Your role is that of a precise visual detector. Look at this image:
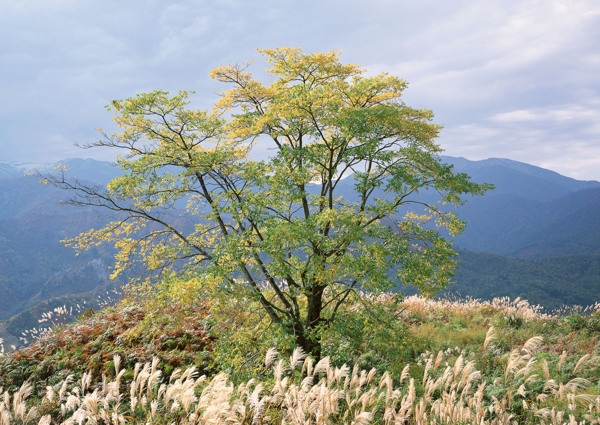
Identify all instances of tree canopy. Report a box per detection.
[46,47,490,356]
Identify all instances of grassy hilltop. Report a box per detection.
[1,293,599,424]
[2,48,600,423]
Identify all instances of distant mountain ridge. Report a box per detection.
[324,155,600,258]
[1,155,600,345]
[2,155,599,258]
[441,156,600,201]
[0,158,121,184]
[441,157,600,257]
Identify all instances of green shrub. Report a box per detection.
[565,313,587,331]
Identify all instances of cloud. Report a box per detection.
[491,103,600,125]
[362,0,600,179]
[438,98,600,179]
[0,0,599,179]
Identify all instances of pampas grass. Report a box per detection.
[1,330,599,424]
[2,294,600,424]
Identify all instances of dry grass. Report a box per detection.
[1,332,599,424]
[2,295,599,424]
[400,294,552,322]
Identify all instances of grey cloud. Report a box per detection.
[1,0,599,179]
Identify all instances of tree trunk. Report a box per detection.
[293,285,325,360]
[294,323,322,361]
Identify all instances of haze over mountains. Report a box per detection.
[441,156,600,257]
[1,156,599,343]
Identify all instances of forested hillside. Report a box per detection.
[0,161,126,345]
[441,156,600,256]
[1,155,600,344]
[449,250,600,310]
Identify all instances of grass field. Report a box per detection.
[1,294,599,424]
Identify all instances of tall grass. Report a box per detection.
[1,330,599,424]
[2,294,599,423]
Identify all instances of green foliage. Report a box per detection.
[566,313,588,331]
[44,47,489,357]
[563,311,600,334]
[1,294,600,424]
[319,292,409,374]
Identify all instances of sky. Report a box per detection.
[1,0,599,180]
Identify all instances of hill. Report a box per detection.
[0,294,599,423]
[332,156,600,258]
[451,187,600,257]
[0,158,121,186]
[440,156,600,202]
[0,162,128,345]
[447,250,600,310]
[438,156,600,257]
[2,156,600,345]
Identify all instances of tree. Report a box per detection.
[45,48,490,357]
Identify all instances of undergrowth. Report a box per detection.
[0,294,599,424]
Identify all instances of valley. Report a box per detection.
[0,156,599,344]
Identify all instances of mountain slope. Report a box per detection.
[331,156,600,258]
[445,250,600,310]
[509,188,600,258]
[1,155,600,345]
[436,157,600,257]
[441,156,600,201]
[0,163,125,343]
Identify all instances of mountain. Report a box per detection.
[0,160,127,344]
[440,156,600,202]
[0,158,121,184]
[1,155,600,345]
[435,157,600,257]
[0,163,21,179]
[445,250,600,310]
[331,156,600,258]
[448,189,600,257]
